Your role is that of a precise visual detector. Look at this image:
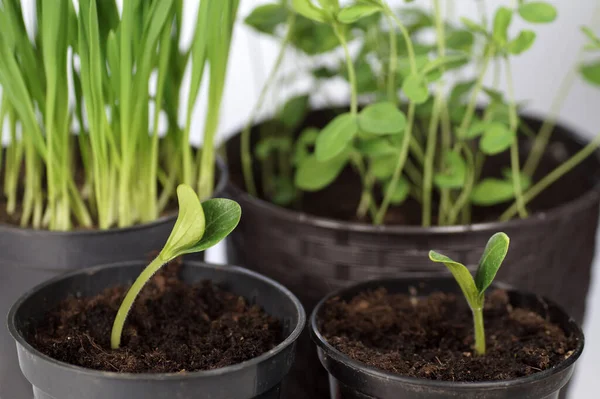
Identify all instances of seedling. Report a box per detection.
[241,0,600,227]
[110,184,241,349]
[429,232,510,355]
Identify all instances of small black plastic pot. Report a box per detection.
[0,159,227,399]
[310,277,584,399]
[8,260,305,399]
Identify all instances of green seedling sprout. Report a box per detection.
[110,184,241,349]
[429,232,510,355]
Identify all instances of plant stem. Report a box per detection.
[458,50,492,135]
[386,16,397,104]
[504,59,527,218]
[111,255,166,349]
[375,104,415,225]
[334,24,358,115]
[423,0,445,227]
[446,145,475,225]
[500,131,600,221]
[522,65,577,177]
[422,96,442,227]
[241,14,295,197]
[375,6,418,225]
[473,307,486,355]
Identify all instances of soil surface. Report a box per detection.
[319,288,577,381]
[31,263,282,373]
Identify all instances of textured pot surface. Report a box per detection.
[8,261,305,399]
[224,111,600,399]
[0,159,228,399]
[310,277,584,399]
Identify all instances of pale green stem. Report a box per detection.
[500,131,600,221]
[111,255,166,349]
[458,51,492,135]
[241,14,295,197]
[504,59,527,218]
[334,24,358,115]
[386,16,398,103]
[375,7,418,225]
[423,0,445,227]
[473,308,486,355]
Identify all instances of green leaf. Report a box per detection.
[161,185,206,260]
[474,232,510,295]
[272,178,297,206]
[291,0,328,23]
[255,138,273,161]
[244,3,288,34]
[337,4,381,24]
[471,178,527,206]
[580,60,600,86]
[422,54,469,75]
[280,94,310,128]
[493,7,513,45]
[359,102,407,135]
[460,119,487,139]
[428,251,480,308]
[581,26,600,50]
[479,122,515,155]
[449,80,476,104]
[518,2,557,23]
[290,16,342,54]
[183,198,242,253]
[295,150,349,191]
[460,17,487,35]
[446,30,474,52]
[385,177,410,205]
[402,73,430,104]
[355,138,398,157]
[434,151,466,189]
[315,113,359,161]
[370,154,396,180]
[509,30,536,54]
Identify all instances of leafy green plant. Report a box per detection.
[0,0,238,230]
[429,232,510,355]
[110,184,241,349]
[241,0,600,227]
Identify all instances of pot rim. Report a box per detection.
[309,276,585,390]
[0,157,229,236]
[7,260,306,381]
[226,110,600,235]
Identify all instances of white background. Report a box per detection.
[3,0,600,397]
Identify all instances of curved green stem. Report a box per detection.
[375,104,415,225]
[423,0,446,227]
[386,16,398,104]
[333,24,358,115]
[241,14,295,197]
[500,131,600,222]
[111,255,166,349]
[458,50,492,135]
[446,144,475,225]
[504,59,527,218]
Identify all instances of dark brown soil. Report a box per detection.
[319,288,577,382]
[30,263,282,373]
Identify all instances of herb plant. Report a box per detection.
[0,0,238,230]
[241,0,600,226]
[111,184,241,349]
[429,232,510,355]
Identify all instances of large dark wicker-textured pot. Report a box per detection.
[7,261,305,399]
[311,277,584,399]
[224,110,600,399]
[0,159,227,399]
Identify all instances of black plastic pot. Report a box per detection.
[311,277,584,399]
[7,261,305,399]
[0,159,228,399]
[224,110,600,398]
